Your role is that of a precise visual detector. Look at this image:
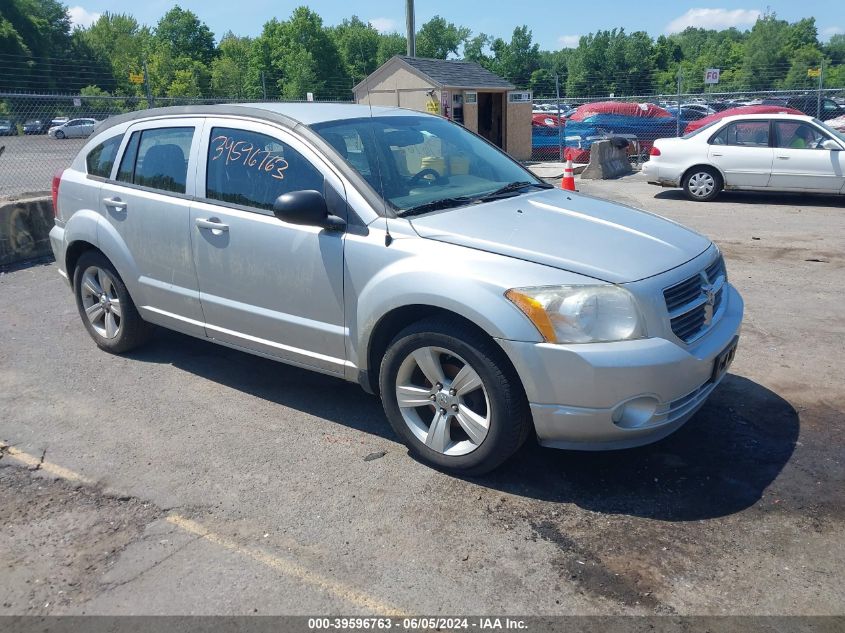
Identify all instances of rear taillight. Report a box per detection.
[52,170,63,218]
[650,146,662,157]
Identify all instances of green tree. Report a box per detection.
[211,32,252,98]
[153,6,216,65]
[489,26,540,84]
[330,16,380,82]
[376,32,406,65]
[78,13,151,95]
[250,7,349,100]
[415,16,469,59]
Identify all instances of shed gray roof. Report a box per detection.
[396,56,515,90]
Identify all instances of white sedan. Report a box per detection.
[644,114,845,201]
[48,118,96,139]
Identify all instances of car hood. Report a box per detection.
[409,188,712,283]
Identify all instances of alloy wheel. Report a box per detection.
[394,346,490,456]
[79,266,122,339]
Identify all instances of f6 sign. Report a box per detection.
[704,68,721,85]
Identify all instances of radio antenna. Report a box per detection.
[358,39,392,246]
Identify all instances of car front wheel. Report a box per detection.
[379,317,529,475]
[55,130,65,139]
[683,167,722,201]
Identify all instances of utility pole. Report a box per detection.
[555,73,563,161]
[143,59,153,108]
[406,0,415,57]
[816,59,825,118]
[261,71,267,100]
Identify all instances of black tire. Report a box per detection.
[72,250,151,353]
[682,166,722,202]
[55,130,65,139]
[379,316,530,475]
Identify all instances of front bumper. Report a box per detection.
[497,284,743,450]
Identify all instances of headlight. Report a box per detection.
[505,285,646,344]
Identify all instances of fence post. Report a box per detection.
[262,72,267,100]
[676,69,682,137]
[143,60,153,108]
[555,73,563,162]
[816,59,825,118]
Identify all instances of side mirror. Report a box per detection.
[821,138,842,151]
[273,190,346,230]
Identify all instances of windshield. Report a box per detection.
[814,118,845,144]
[311,115,544,213]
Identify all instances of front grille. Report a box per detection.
[664,255,726,343]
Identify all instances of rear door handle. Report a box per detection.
[711,153,723,157]
[776,156,790,160]
[103,197,127,210]
[195,217,229,232]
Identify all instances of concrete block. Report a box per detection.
[580,140,633,180]
[0,196,54,267]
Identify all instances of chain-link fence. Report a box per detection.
[527,87,845,162]
[0,92,352,199]
[2,86,845,197]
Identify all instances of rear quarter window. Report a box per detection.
[86,134,123,178]
[116,127,194,194]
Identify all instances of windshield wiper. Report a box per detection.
[475,181,554,201]
[396,196,475,217]
[396,181,553,218]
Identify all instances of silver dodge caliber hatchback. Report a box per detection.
[50,103,743,474]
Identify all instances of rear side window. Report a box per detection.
[205,127,324,210]
[86,134,122,178]
[710,121,769,147]
[116,127,194,193]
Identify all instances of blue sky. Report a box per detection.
[66,1,845,50]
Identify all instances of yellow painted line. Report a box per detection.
[4,446,94,484]
[1,445,404,616]
[167,515,405,616]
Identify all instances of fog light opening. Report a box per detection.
[612,396,659,429]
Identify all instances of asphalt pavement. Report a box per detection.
[1,173,843,615]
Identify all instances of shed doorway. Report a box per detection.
[477,92,503,148]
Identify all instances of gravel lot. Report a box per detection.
[0,135,86,198]
[1,173,843,616]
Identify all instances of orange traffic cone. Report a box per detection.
[561,152,576,191]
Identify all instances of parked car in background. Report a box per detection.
[48,118,96,139]
[49,102,743,474]
[763,96,845,121]
[827,114,845,133]
[0,119,18,136]
[645,114,845,201]
[23,119,51,135]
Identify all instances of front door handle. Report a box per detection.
[103,197,127,210]
[195,217,229,232]
[776,156,790,160]
[711,153,723,157]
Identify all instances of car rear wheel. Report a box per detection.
[73,251,151,353]
[683,167,722,202]
[379,317,529,475]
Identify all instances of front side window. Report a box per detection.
[311,115,543,213]
[710,121,770,147]
[205,127,324,210]
[86,134,122,178]
[774,121,829,150]
[116,127,193,193]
